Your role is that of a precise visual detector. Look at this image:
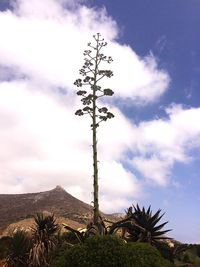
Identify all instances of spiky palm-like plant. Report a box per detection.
[4,230,31,267]
[126,204,171,246]
[29,213,59,267]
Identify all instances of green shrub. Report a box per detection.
[125,242,175,267]
[181,247,200,266]
[51,235,175,267]
[51,235,125,267]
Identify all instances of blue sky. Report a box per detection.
[91,0,200,243]
[0,0,199,243]
[94,0,200,107]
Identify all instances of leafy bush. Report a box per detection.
[51,235,175,267]
[181,247,200,266]
[51,235,125,267]
[125,243,175,267]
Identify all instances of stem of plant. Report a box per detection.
[93,35,99,226]
[74,33,114,227]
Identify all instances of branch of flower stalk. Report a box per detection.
[96,74,106,82]
[62,223,84,243]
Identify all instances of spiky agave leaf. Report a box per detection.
[29,213,59,267]
[126,204,172,245]
[4,229,31,267]
[32,213,59,238]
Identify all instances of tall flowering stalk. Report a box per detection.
[74,33,114,225]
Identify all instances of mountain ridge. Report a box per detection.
[0,185,94,234]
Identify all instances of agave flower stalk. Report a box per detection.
[74,33,114,225]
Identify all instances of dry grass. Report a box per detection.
[1,216,85,237]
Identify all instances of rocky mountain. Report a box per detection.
[0,186,94,234]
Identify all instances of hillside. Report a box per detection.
[0,186,94,234]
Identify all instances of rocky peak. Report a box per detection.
[53,185,66,192]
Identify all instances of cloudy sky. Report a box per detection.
[0,0,200,243]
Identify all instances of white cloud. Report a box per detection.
[132,156,171,186]
[105,47,169,103]
[131,104,200,185]
[99,161,141,196]
[98,107,134,161]
[0,0,169,102]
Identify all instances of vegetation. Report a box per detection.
[176,244,200,266]
[29,213,59,267]
[3,230,31,267]
[74,33,114,225]
[1,211,200,266]
[158,242,188,263]
[0,236,12,261]
[124,204,171,245]
[51,235,174,267]
[1,213,60,267]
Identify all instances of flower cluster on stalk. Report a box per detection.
[74,33,114,129]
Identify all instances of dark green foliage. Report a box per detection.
[4,230,31,267]
[195,244,200,257]
[125,242,175,267]
[0,236,12,259]
[51,235,175,267]
[51,235,125,267]
[60,231,80,245]
[158,242,188,263]
[179,245,200,266]
[125,204,171,246]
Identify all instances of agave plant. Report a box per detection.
[62,204,171,248]
[4,229,31,267]
[62,214,144,245]
[63,215,110,243]
[125,204,171,246]
[29,213,59,267]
